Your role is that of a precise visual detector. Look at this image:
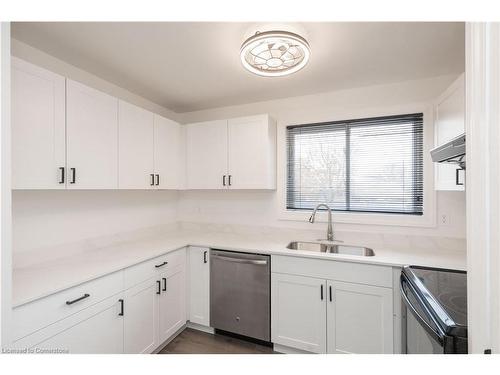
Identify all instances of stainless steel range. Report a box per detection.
[401,266,467,354]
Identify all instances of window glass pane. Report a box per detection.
[286,114,423,215]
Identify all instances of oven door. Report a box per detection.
[400,274,448,354]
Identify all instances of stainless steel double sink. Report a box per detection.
[286,241,375,256]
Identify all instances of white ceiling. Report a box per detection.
[11,22,465,113]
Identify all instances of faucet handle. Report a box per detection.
[308,214,315,223]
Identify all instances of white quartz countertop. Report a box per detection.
[12,229,467,307]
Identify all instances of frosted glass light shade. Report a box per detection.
[240,31,310,77]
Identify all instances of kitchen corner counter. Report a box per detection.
[12,230,467,308]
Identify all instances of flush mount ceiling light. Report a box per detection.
[240,30,310,77]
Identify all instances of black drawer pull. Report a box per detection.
[456,168,465,186]
[329,286,332,302]
[155,174,160,186]
[118,299,124,316]
[59,167,65,184]
[66,293,90,305]
[320,285,324,300]
[203,250,208,264]
[70,168,76,184]
[155,261,168,268]
[222,175,226,186]
[150,173,155,186]
[162,277,167,292]
[156,280,161,295]
[228,175,232,186]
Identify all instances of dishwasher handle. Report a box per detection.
[212,254,268,265]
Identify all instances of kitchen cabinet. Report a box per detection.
[123,277,159,354]
[227,115,277,189]
[188,247,210,327]
[271,273,327,353]
[11,57,66,189]
[434,74,465,191]
[66,79,118,189]
[154,115,184,189]
[32,296,124,354]
[186,114,276,190]
[326,281,393,354]
[186,119,228,189]
[118,101,155,189]
[158,264,187,343]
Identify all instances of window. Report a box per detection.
[286,113,423,215]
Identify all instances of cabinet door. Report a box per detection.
[33,297,124,354]
[186,120,228,189]
[435,74,465,191]
[228,115,276,189]
[158,265,186,343]
[66,79,118,189]
[123,278,159,354]
[118,101,155,189]
[327,280,393,354]
[271,273,326,353]
[154,115,182,189]
[188,247,210,326]
[11,58,66,189]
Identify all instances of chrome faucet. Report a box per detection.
[309,203,335,242]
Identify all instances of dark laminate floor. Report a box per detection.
[159,328,276,354]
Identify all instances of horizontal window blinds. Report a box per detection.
[286,113,424,215]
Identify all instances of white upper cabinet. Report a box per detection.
[434,74,465,191]
[118,101,155,189]
[228,115,277,189]
[186,114,276,190]
[154,115,183,189]
[186,120,228,189]
[66,79,119,189]
[11,58,66,189]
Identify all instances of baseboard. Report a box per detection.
[153,324,187,354]
[186,321,215,334]
[273,344,314,354]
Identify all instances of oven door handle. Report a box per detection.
[400,275,445,344]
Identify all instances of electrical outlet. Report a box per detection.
[441,214,450,225]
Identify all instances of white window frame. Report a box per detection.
[277,104,437,228]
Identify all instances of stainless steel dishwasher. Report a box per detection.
[210,249,270,342]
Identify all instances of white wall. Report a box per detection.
[179,76,467,238]
[13,190,179,253]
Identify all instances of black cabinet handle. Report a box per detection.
[222,175,226,186]
[329,286,332,302]
[456,168,465,186]
[228,175,232,186]
[320,285,324,300]
[203,250,208,264]
[155,261,168,268]
[150,173,155,186]
[59,167,65,184]
[66,293,90,305]
[162,277,167,292]
[118,299,124,316]
[155,174,160,186]
[70,168,76,184]
[156,280,161,295]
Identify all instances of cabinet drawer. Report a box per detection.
[13,270,123,341]
[271,255,392,288]
[123,248,186,289]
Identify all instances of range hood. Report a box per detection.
[430,133,466,169]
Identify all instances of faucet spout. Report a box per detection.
[309,203,334,241]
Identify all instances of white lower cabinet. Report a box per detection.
[326,281,393,354]
[32,296,124,354]
[188,247,210,327]
[158,264,187,343]
[123,278,159,354]
[271,271,394,354]
[271,273,327,353]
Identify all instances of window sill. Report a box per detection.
[278,209,436,228]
